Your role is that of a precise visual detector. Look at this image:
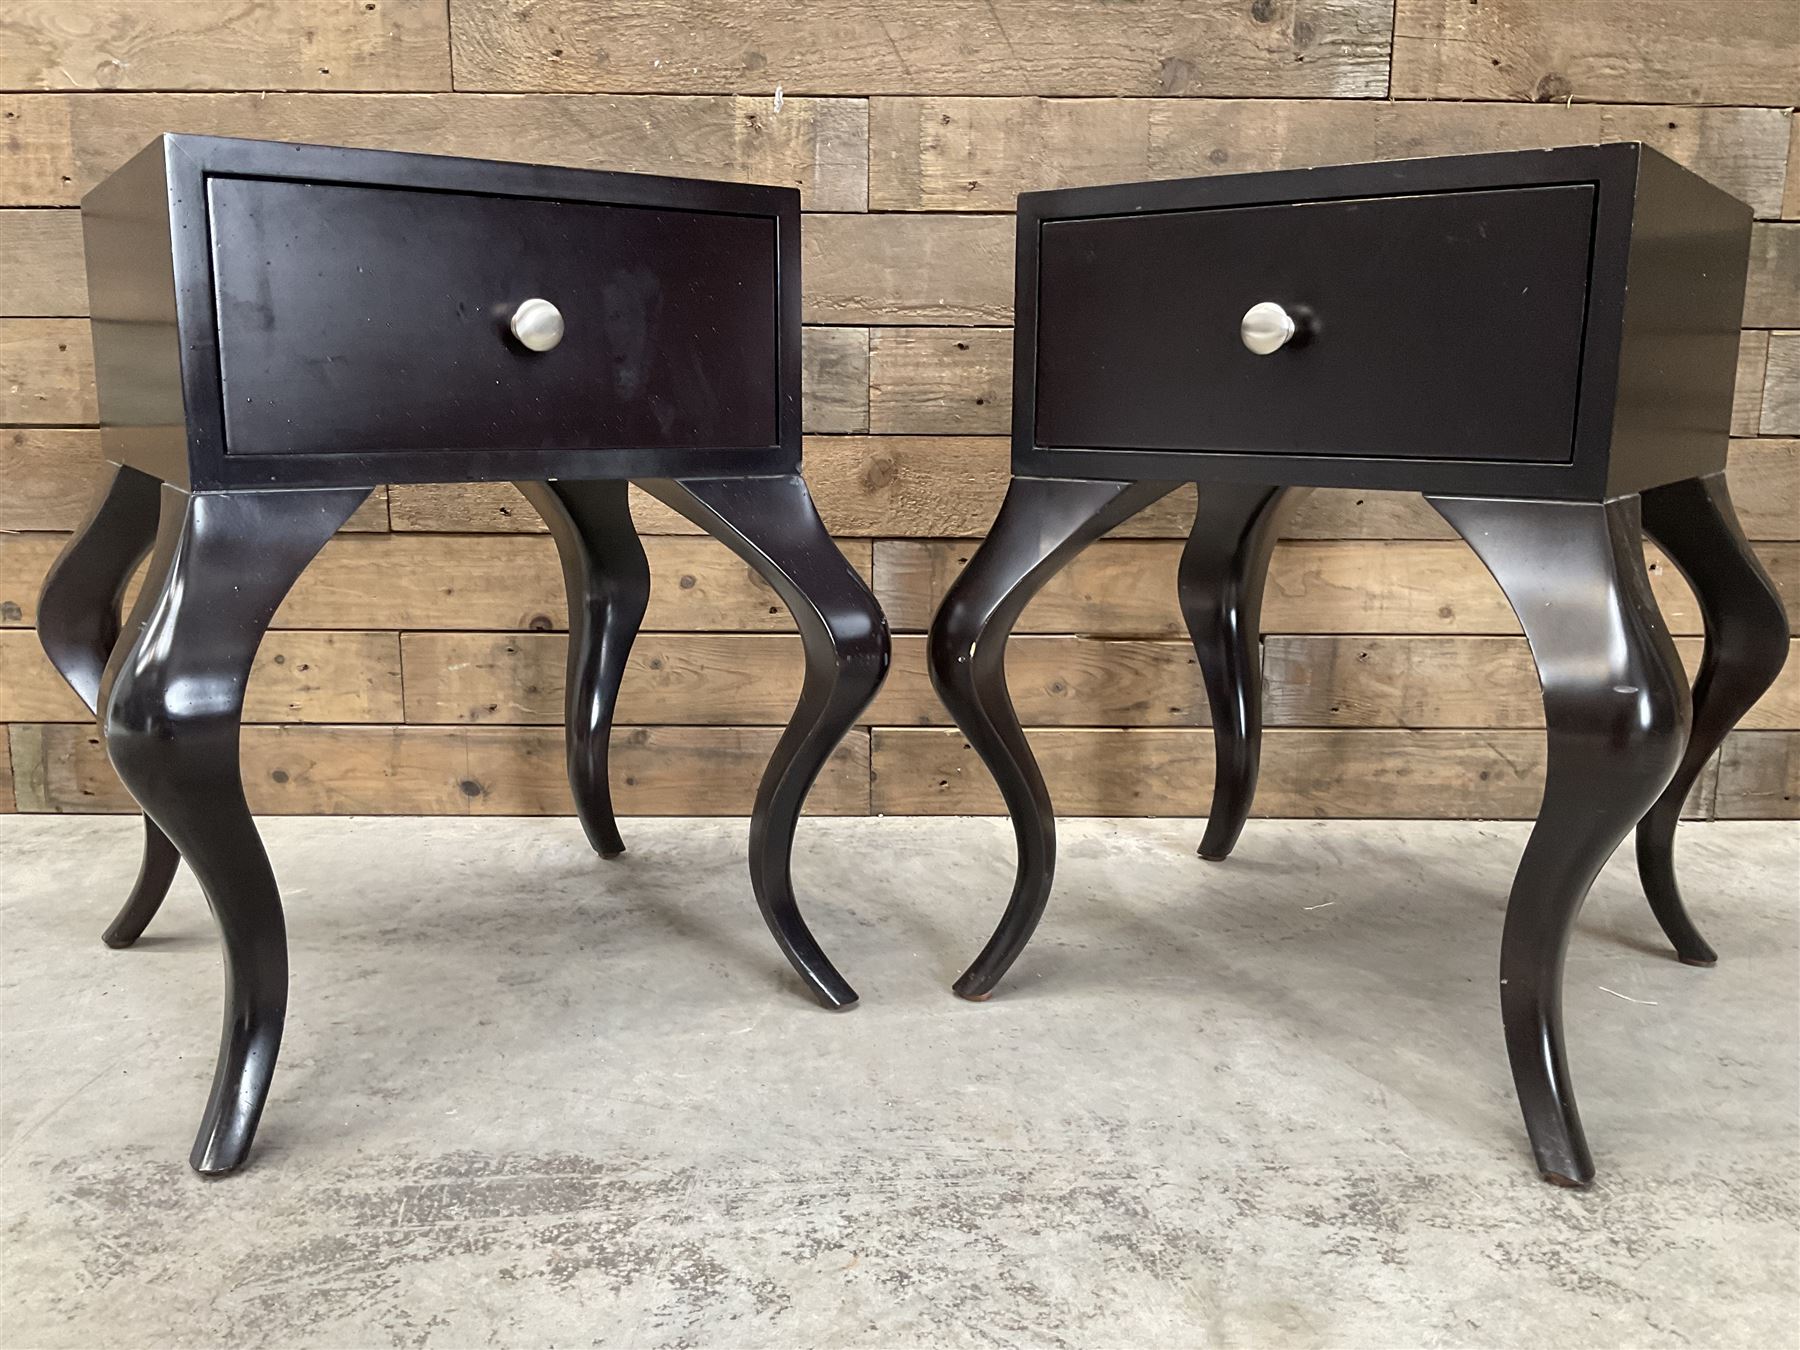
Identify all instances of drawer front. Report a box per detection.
[1032,185,1596,463]
[207,177,779,457]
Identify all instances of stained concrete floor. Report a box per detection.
[1,815,1796,1348]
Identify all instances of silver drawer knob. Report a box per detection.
[510,298,564,352]
[1240,301,1296,355]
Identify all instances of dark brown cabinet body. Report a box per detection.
[80,135,802,489]
[1015,143,1751,499]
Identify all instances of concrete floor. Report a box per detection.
[1,815,1795,1348]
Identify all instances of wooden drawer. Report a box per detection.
[207,177,779,459]
[1032,185,1596,464]
[81,135,801,489]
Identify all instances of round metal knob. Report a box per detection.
[1240,301,1297,356]
[510,298,564,352]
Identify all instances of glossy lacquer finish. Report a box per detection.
[928,476,1179,999]
[934,143,1774,1187]
[63,134,885,1174]
[640,475,891,1008]
[516,480,651,859]
[1178,484,1305,862]
[35,464,184,948]
[1428,494,1690,1186]
[1634,473,1793,965]
[100,485,370,1175]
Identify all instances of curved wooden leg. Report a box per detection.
[1178,484,1303,862]
[101,485,369,1175]
[35,463,183,947]
[638,475,889,1009]
[1635,473,1791,966]
[516,480,650,859]
[928,475,1180,1001]
[1429,493,1689,1187]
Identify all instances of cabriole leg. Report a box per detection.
[1178,483,1304,862]
[101,485,369,1175]
[517,480,651,858]
[1429,493,1690,1187]
[637,475,889,1009]
[928,476,1180,1001]
[35,463,182,946]
[1635,472,1791,966]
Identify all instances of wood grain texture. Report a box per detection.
[0,318,93,424]
[1734,332,1771,436]
[2,532,873,633]
[0,629,403,724]
[803,214,1012,324]
[1266,636,1797,730]
[8,723,870,815]
[1716,732,1799,818]
[1746,224,1800,328]
[871,727,1714,820]
[0,209,82,315]
[447,0,1396,98]
[1762,333,1800,436]
[0,0,452,93]
[869,329,1011,435]
[0,427,389,531]
[387,440,1798,543]
[1,93,868,210]
[870,98,1792,215]
[800,326,870,434]
[872,539,1792,638]
[1787,113,1800,221]
[0,732,12,813]
[1390,0,1800,106]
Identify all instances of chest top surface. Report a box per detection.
[1013,143,1753,500]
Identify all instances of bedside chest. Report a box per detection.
[928,144,1790,1186]
[36,135,890,1174]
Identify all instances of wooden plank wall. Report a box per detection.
[0,0,1795,821]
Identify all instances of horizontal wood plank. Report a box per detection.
[0,0,452,93]
[2,532,874,632]
[803,214,1012,325]
[8,722,869,816]
[0,629,403,724]
[1736,331,1770,435]
[384,438,1799,544]
[0,427,390,531]
[1,93,868,210]
[0,208,82,315]
[1762,332,1800,436]
[873,538,1797,638]
[1715,732,1798,818]
[0,318,93,424]
[1390,0,1800,106]
[871,727,1714,820]
[448,1,1394,98]
[800,326,870,434]
[869,98,1792,216]
[869,328,1011,435]
[1266,636,1798,729]
[1746,223,1800,329]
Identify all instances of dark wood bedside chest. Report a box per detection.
[36,135,890,1174]
[928,144,1790,1186]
